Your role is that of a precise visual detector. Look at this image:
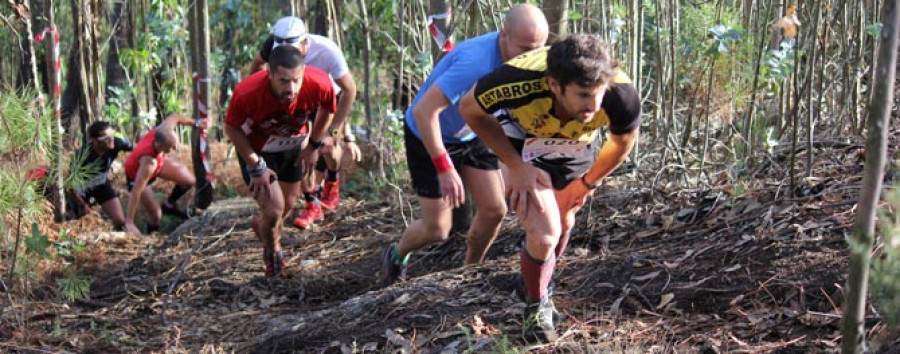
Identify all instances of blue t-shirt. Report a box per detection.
[405,32,503,144]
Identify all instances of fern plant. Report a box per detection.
[871,185,900,328]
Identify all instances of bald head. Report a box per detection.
[154,128,179,154]
[499,4,549,61]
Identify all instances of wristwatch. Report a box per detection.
[580,175,599,189]
[308,138,324,150]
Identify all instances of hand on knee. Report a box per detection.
[526,238,558,260]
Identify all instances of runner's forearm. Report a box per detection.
[411,86,451,158]
[459,92,524,169]
[583,129,638,185]
[224,124,261,167]
[331,75,357,134]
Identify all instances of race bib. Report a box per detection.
[261,133,308,152]
[453,124,474,139]
[521,138,590,162]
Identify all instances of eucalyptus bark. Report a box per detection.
[43,0,66,225]
[355,0,379,177]
[105,0,131,101]
[543,0,569,41]
[190,0,214,212]
[428,0,450,63]
[841,1,900,352]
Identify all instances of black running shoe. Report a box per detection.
[162,202,190,220]
[381,244,407,287]
[264,249,284,278]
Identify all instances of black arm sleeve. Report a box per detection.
[603,83,641,134]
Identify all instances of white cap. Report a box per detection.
[272,16,307,49]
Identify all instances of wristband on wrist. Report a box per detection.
[580,174,599,189]
[432,152,454,173]
[308,138,324,150]
[343,135,356,143]
[247,158,267,178]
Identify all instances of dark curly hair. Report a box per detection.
[547,34,619,90]
[87,121,112,139]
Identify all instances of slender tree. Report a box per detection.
[428,0,451,62]
[841,1,900,352]
[355,0,378,177]
[544,0,569,41]
[190,0,214,212]
[105,0,131,102]
[40,0,66,223]
[60,0,103,141]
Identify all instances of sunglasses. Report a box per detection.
[274,36,303,45]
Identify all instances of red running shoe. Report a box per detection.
[292,201,323,229]
[320,180,340,210]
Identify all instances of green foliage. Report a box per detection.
[673,3,755,108]
[53,228,86,260]
[25,222,51,258]
[103,86,139,129]
[0,88,54,158]
[706,24,743,57]
[762,39,797,94]
[0,88,55,238]
[57,268,91,302]
[866,22,884,40]
[871,186,900,328]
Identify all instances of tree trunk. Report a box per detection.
[61,0,103,141]
[312,0,328,36]
[355,0,380,178]
[190,0,214,212]
[41,0,67,225]
[841,1,900,353]
[10,1,40,93]
[543,0,569,41]
[105,0,131,102]
[428,0,451,63]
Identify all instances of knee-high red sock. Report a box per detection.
[520,248,557,302]
[555,232,571,259]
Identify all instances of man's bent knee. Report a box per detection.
[476,203,507,224]
[420,219,452,243]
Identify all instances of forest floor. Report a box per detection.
[2,130,900,353]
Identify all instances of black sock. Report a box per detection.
[326,170,339,182]
[167,185,191,205]
[304,193,317,202]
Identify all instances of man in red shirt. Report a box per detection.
[224,45,337,278]
[124,113,207,236]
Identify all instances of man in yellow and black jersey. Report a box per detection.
[460,34,640,342]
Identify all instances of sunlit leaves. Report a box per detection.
[706,24,743,56]
[25,222,51,258]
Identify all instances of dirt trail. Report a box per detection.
[3,137,899,353]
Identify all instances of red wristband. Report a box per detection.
[432,152,454,173]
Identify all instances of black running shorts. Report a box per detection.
[238,149,305,185]
[81,180,118,205]
[508,137,597,190]
[404,123,498,199]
